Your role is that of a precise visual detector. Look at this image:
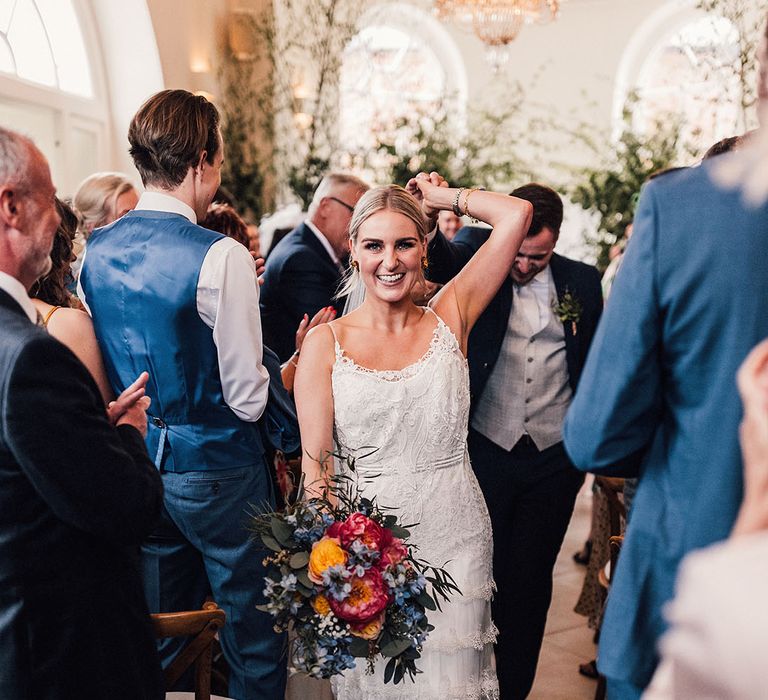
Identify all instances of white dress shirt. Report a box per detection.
[514,266,553,334]
[79,191,270,422]
[0,271,37,323]
[305,219,342,269]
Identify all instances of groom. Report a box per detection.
[429,183,602,699]
[80,90,284,700]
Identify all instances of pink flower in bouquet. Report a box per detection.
[350,612,385,640]
[380,536,409,568]
[330,513,387,551]
[329,568,390,624]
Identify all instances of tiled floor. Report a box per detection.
[529,483,597,700]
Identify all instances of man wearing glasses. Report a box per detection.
[260,173,369,361]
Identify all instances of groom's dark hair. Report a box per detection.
[509,183,563,239]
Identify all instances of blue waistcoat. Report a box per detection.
[80,210,265,472]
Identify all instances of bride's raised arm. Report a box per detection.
[409,174,532,343]
[294,324,337,499]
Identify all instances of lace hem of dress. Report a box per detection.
[427,621,499,653]
[332,667,499,700]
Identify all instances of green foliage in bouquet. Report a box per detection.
[250,453,460,684]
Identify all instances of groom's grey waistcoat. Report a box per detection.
[472,282,571,451]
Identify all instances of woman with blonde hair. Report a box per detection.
[295,172,532,699]
[74,171,139,238]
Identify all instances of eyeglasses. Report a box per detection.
[327,196,354,213]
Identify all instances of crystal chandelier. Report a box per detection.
[434,1,562,67]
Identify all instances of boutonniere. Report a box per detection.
[553,289,582,336]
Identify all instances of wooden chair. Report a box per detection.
[151,601,226,700]
[593,477,627,700]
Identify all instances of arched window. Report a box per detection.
[636,15,743,150]
[615,5,751,155]
[1,0,94,96]
[338,3,466,174]
[0,0,108,194]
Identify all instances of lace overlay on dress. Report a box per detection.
[330,309,498,700]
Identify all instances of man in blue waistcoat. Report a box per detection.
[80,90,284,700]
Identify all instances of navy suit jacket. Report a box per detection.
[563,161,768,687]
[260,223,346,361]
[0,289,164,699]
[428,226,603,414]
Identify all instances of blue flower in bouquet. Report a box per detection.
[383,563,413,605]
[293,524,327,545]
[321,564,353,601]
[408,572,427,596]
[263,572,302,615]
[403,603,425,628]
[292,624,356,678]
[348,538,380,577]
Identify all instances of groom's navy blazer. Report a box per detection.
[260,222,346,361]
[0,289,164,699]
[428,226,603,413]
[563,161,768,689]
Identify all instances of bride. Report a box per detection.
[295,173,532,699]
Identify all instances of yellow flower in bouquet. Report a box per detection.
[312,594,332,617]
[350,613,384,640]
[308,536,347,583]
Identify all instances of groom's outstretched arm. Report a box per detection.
[427,225,490,284]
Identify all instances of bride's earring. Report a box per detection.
[421,256,428,270]
[350,260,359,270]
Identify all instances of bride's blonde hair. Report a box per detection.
[337,185,428,299]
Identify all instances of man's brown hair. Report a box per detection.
[128,89,221,189]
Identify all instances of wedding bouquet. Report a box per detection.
[251,459,459,684]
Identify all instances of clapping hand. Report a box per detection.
[733,338,768,535]
[107,371,152,438]
[296,306,337,353]
[253,255,266,286]
[406,171,448,229]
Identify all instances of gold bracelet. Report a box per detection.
[463,187,481,222]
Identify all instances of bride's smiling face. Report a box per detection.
[352,209,425,303]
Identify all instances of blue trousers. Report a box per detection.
[142,464,286,700]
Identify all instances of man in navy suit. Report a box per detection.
[563,128,768,698]
[260,173,369,361]
[0,127,164,698]
[429,183,603,699]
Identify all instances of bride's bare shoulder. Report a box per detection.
[301,322,337,365]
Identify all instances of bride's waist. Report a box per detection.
[338,450,466,474]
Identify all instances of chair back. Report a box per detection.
[151,601,226,700]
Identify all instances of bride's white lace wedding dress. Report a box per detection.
[330,308,499,700]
